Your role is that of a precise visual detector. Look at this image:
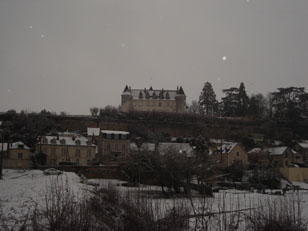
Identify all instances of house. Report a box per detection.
[99,130,130,163]
[121,85,186,113]
[209,142,249,167]
[293,140,308,162]
[36,135,96,166]
[263,147,303,168]
[247,148,271,166]
[1,141,32,169]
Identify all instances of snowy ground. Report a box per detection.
[0,169,88,221]
[2,169,308,230]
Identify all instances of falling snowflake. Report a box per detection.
[121,43,126,47]
[29,26,33,29]
[41,34,45,38]
[222,56,227,61]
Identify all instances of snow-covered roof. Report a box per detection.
[158,142,193,156]
[101,130,129,135]
[210,142,238,155]
[0,141,30,151]
[130,142,156,152]
[298,141,308,149]
[265,147,288,155]
[248,148,263,154]
[130,89,178,100]
[130,142,193,156]
[41,136,95,147]
[87,128,100,137]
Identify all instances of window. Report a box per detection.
[236,152,240,157]
[60,139,66,144]
[106,134,111,140]
[158,102,162,107]
[107,143,110,150]
[75,149,80,157]
[18,153,23,159]
[285,160,289,166]
[18,144,24,149]
[75,140,81,145]
[122,143,126,151]
[51,147,56,155]
[114,134,119,140]
[114,143,118,151]
[87,149,92,157]
[122,134,126,140]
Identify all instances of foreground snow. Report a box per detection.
[0,169,87,220]
[2,169,308,230]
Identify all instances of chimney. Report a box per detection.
[72,135,75,141]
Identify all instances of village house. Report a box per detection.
[36,135,96,166]
[99,130,130,164]
[1,141,32,169]
[209,141,249,167]
[263,146,303,168]
[121,85,186,113]
[293,140,308,162]
[247,148,271,166]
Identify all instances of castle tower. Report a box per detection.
[121,85,133,112]
[175,86,186,113]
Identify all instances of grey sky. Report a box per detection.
[1,0,308,114]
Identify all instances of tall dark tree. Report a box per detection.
[271,87,307,120]
[248,93,267,118]
[238,82,249,116]
[221,87,239,116]
[198,82,217,115]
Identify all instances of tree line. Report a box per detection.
[190,82,308,121]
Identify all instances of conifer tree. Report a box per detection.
[199,82,217,115]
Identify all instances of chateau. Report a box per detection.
[121,86,186,113]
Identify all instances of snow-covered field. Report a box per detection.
[0,169,88,221]
[2,169,308,230]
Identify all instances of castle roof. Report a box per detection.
[122,86,185,100]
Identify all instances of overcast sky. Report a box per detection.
[1,0,308,114]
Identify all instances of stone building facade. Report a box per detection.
[36,135,96,166]
[121,86,186,113]
[1,141,32,169]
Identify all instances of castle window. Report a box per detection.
[122,144,126,150]
[51,147,56,155]
[87,149,92,157]
[60,139,66,145]
[107,143,111,150]
[75,140,81,145]
[75,149,81,157]
[18,153,23,159]
[115,143,118,151]
[159,102,162,107]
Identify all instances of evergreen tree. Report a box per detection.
[221,87,239,116]
[198,82,217,115]
[238,82,249,116]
